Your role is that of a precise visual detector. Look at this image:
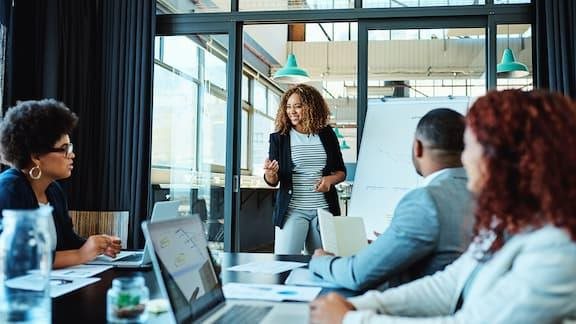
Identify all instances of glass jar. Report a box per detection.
[107,276,149,323]
[0,206,53,323]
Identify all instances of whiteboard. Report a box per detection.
[348,97,471,239]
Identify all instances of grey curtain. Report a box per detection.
[0,0,10,109]
[3,0,156,248]
[535,0,576,98]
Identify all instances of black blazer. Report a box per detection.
[265,126,346,228]
[0,168,86,251]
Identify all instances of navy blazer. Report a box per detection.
[0,168,85,251]
[265,125,346,228]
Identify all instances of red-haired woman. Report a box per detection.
[310,89,576,323]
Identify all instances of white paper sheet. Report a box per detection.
[49,277,101,297]
[51,264,112,278]
[223,283,320,302]
[284,268,341,288]
[5,274,100,298]
[225,261,306,274]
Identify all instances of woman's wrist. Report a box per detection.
[264,172,278,183]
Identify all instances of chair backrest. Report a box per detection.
[69,211,129,249]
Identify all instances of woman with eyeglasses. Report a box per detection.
[0,99,121,268]
[310,90,576,323]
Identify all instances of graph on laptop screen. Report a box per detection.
[147,216,222,322]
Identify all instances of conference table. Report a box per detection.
[52,253,357,323]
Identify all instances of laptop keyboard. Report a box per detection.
[213,305,272,324]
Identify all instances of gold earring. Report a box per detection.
[29,165,42,180]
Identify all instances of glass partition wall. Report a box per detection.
[153,33,230,253]
[153,1,534,252]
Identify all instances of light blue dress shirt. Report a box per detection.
[308,167,473,291]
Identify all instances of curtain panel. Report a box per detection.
[3,0,155,248]
[535,0,576,98]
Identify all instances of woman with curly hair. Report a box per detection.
[0,99,121,269]
[264,84,346,254]
[310,89,576,323]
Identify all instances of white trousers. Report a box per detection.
[274,208,323,255]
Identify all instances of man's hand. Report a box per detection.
[313,248,335,257]
[310,292,355,324]
[368,231,382,244]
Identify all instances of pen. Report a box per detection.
[50,279,73,286]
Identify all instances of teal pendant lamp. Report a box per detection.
[273,53,310,84]
[497,48,529,78]
[333,127,344,139]
[340,140,351,150]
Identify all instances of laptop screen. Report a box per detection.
[145,216,223,323]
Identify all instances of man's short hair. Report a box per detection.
[415,108,465,152]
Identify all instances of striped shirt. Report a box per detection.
[288,129,329,210]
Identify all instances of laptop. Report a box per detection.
[142,215,309,324]
[87,200,181,268]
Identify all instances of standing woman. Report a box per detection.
[0,99,121,269]
[264,84,346,255]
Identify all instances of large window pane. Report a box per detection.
[253,80,267,113]
[496,24,532,90]
[495,0,531,3]
[364,0,484,7]
[368,27,486,98]
[241,109,249,170]
[152,66,198,169]
[157,0,230,13]
[251,112,275,177]
[152,34,229,254]
[240,0,353,11]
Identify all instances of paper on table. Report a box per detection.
[49,277,101,298]
[5,274,100,298]
[51,264,112,278]
[226,261,306,274]
[284,268,341,288]
[91,251,140,262]
[223,283,321,302]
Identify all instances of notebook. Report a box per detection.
[86,200,181,268]
[317,208,368,256]
[142,215,309,324]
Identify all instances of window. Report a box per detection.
[240,0,353,11]
[253,80,267,113]
[152,34,230,253]
[364,0,485,7]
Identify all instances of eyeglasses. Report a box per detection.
[46,143,74,158]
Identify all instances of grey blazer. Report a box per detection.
[309,168,474,291]
[344,225,576,324]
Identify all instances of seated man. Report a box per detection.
[308,108,474,291]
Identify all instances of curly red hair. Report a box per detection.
[467,90,576,252]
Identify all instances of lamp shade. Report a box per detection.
[497,48,529,78]
[340,140,350,150]
[333,127,344,139]
[272,53,310,84]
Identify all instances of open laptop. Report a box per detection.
[142,215,309,324]
[86,200,181,268]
